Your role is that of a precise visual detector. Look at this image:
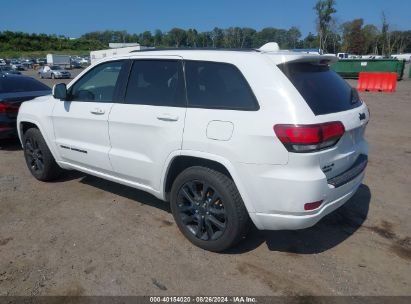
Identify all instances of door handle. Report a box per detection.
[90,108,105,115]
[157,114,179,122]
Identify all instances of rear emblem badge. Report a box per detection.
[322,163,334,173]
[359,113,366,120]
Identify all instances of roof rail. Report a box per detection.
[129,47,261,53]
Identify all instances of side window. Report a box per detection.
[185,61,258,110]
[125,60,185,107]
[70,61,124,102]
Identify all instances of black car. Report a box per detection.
[0,74,51,139]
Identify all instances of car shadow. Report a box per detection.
[75,172,370,255]
[50,170,86,183]
[79,174,171,213]
[0,138,22,151]
[227,184,371,254]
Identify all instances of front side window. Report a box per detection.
[125,60,185,107]
[70,61,124,102]
[185,61,258,110]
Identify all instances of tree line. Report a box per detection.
[313,0,411,55]
[0,31,105,53]
[1,0,410,57]
[81,27,304,49]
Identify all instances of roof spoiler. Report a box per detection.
[258,42,280,52]
[284,54,338,65]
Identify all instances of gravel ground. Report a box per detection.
[0,67,410,296]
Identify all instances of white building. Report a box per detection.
[90,44,148,64]
[108,43,140,48]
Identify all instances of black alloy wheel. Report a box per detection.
[176,180,227,241]
[24,136,45,174]
[23,128,62,181]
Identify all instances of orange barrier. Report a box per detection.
[357,72,397,92]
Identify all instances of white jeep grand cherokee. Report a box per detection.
[17,46,369,252]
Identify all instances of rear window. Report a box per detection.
[278,62,361,115]
[185,61,258,110]
[0,76,50,93]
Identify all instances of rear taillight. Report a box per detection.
[0,103,19,113]
[274,121,345,153]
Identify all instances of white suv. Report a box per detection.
[17,46,369,252]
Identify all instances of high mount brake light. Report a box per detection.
[0,103,19,113]
[274,121,345,153]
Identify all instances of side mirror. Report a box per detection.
[53,83,67,100]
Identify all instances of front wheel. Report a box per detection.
[170,166,250,252]
[23,128,62,181]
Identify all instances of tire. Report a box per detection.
[23,128,62,181]
[170,166,250,252]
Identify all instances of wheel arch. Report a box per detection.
[18,120,39,143]
[161,151,255,213]
[18,119,61,164]
[19,121,38,137]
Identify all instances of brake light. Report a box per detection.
[274,121,345,153]
[0,103,19,113]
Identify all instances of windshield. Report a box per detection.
[278,62,361,115]
[51,66,62,70]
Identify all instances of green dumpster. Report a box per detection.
[331,59,405,80]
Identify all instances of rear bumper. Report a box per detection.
[235,153,367,231]
[249,172,364,230]
[0,127,17,139]
[0,118,17,139]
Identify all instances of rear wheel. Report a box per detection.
[170,166,249,252]
[23,128,62,181]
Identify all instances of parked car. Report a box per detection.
[21,60,34,69]
[0,59,6,66]
[0,66,22,75]
[39,65,71,79]
[0,74,51,139]
[70,59,83,69]
[37,58,47,65]
[10,60,25,71]
[79,57,90,66]
[17,46,369,251]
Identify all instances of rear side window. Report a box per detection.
[278,63,361,115]
[185,61,258,110]
[125,60,185,107]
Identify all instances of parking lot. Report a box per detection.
[0,67,410,296]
